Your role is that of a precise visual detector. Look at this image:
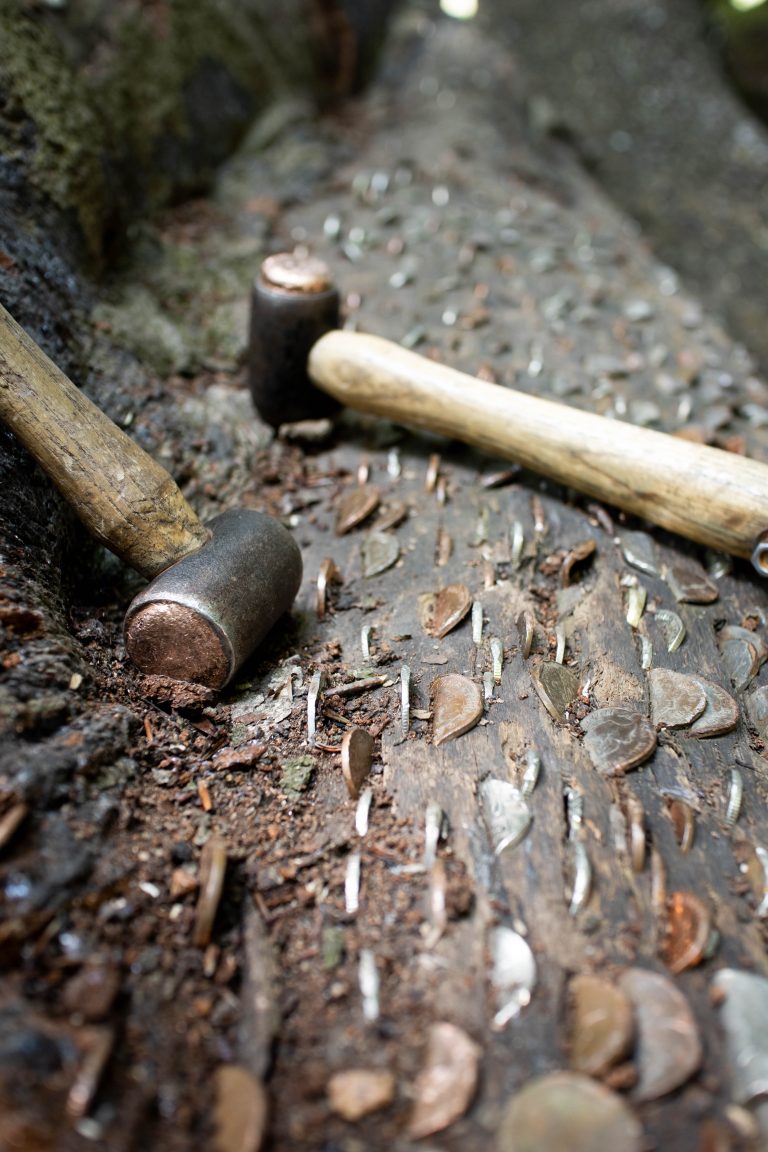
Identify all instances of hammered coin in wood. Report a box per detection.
[569,975,634,1078]
[491,926,536,1029]
[581,708,657,777]
[335,484,381,535]
[431,674,483,746]
[687,675,739,737]
[618,967,702,1102]
[532,662,579,723]
[720,637,760,692]
[712,968,768,1106]
[480,779,532,856]
[648,669,706,729]
[660,891,712,975]
[666,558,719,604]
[496,1072,642,1152]
[341,728,375,799]
[361,532,399,578]
[420,583,472,639]
[408,1022,480,1139]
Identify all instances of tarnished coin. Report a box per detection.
[569,974,635,1078]
[660,890,712,974]
[654,609,685,653]
[618,967,702,1101]
[712,968,768,1105]
[408,1022,480,1139]
[666,558,719,604]
[648,669,706,729]
[341,728,375,799]
[720,637,760,692]
[747,685,768,740]
[214,1064,268,1152]
[517,609,536,659]
[582,708,656,777]
[667,798,695,853]
[431,674,483,746]
[328,1069,396,1121]
[561,539,597,587]
[480,779,532,856]
[335,484,380,535]
[687,676,739,737]
[620,531,659,576]
[420,583,472,638]
[532,662,579,723]
[719,624,768,667]
[496,1072,642,1152]
[361,532,399,578]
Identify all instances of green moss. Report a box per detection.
[0,3,108,255]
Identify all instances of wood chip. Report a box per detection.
[648,668,707,729]
[193,836,227,947]
[531,662,579,723]
[618,967,702,1101]
[497,1072,642,1152]
[328,1069,396,1122]
[431,674,483,745]
[335,484,380,534]
[569,974,634,1078]
[341,728,375,799]
[214,1065,268,1152]
[582,708,657,777]
[660,890,712,974]
[420,583,472,638]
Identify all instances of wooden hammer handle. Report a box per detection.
[310,330,768,565]
[0,302,208,579]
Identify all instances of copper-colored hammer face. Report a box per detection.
[124,509,303,688]
[248,254,341,429]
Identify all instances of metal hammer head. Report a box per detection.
[249,253,341,428]
[124,509,302,689]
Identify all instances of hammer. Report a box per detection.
[249,253,768,574]
[0,302,302,689]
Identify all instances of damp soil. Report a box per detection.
[4,6,768,1152]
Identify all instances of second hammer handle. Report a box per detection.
[309,330,768,563]
[0,303,208,579]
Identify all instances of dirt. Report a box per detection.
[4,3,768,1151]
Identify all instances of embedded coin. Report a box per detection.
[660,891,712,975]
[420,583,472,638]
[666,559,719,603]
[569,974,635,1078]
[687,676,739,737]
[712,968,768,1105]
[497,1072,642,1152]
[480,779,532,855]
[720,637,760,692]
[431,674,483,745]
[582,708,657,777]
[619,967,702,1101]
[648,669,706,729]
[532,662,579,723]
[335,484,380,535]
[361,532,399,578]
[341,728,375,799]
[409,1022,480,1139]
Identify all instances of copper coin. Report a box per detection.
[660,891,711,975]
[341,728,374,799]
[431,674,483,746]
[335,485,380,535]
[420,583,472,638]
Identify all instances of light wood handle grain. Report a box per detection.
[310,330,768,566]
[0,303,208,579]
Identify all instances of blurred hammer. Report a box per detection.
[249,253,768,573]
[0,302,302,688]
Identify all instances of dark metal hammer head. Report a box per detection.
[124,509,302,689]
[248,253,340,428]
